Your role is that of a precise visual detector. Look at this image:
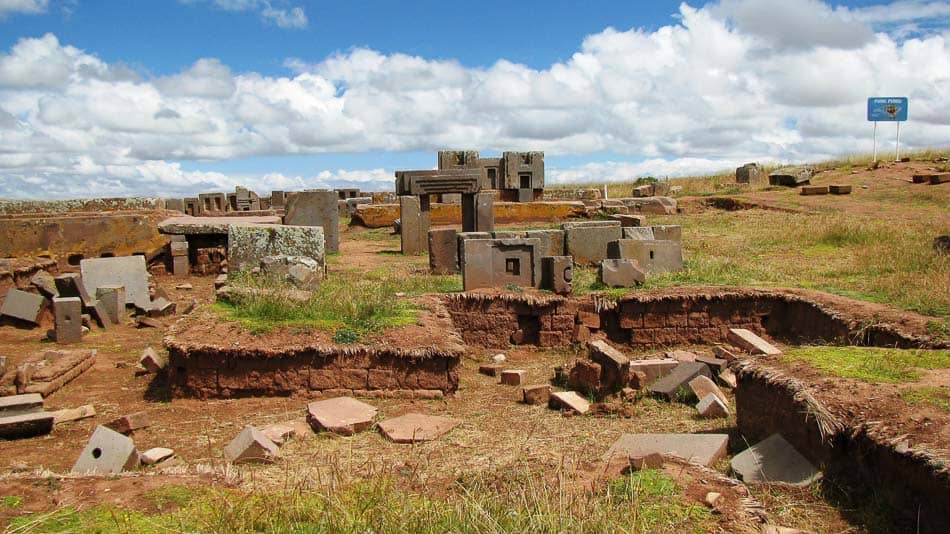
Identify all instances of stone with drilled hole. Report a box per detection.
[71,425,139,474]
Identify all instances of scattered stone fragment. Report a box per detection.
[929,173,950,185]
[95,286,125,325]
[731,433,820,486]
[589,340,629,392]
[696,393,730,418]
[647,362,712,401]
[50,405,96,424]
[378,413,460,443]
[139,347,168,373]
[522,384,551,405]
[712,345,740,361]
[260,422,297,446]
[140,447,175,465]
[718,369,738,389]
[828,184,852,194]
[54,273,93,306]
[30,270,58,298]
[181,299,197,315]
[603,433,729,468]
[548,391,590,414]
[696,355,727,373]
[667,350,697,362]
[727,328,782,356]
[223,425,279,464]
[500,370,526,386]
[598,258,645,287]
[0,288,45,324]
[88,299,113,330]
[307,397,377,436]
[800,185,829,195]
[628,452,665,471]
[628,359,678,386]
[105,411,150,434]
[175,283,193,290]
[214,274,228,289]
[147,297,176,317]
[688,375,728,405]
[0,393,43,416]
[0,412,54,439]
[704,491,722,509]
[71,425,139,474]
[567,359,602,394]
[478,364,503,377]
[135,316,163,329]
[492,353,506,362]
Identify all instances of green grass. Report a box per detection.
[899,386,950,413]
[784,346,950,383]
[9,471,712,534]
[215,269,461,337]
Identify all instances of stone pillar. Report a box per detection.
[170,235,189,276]
[428,228,458,274]
[461,193,477,233]
[284,190,340,254]
[400,195,427,255]
[475,192,494,233]
[53,296,83,344]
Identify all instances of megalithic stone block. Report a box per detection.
[541,256,573,295]
[0,288,45,324]
[54,273,93,306]
[53,296,83,344]
[79,256,150,309]
[727,328,782,355]
[95,286,125,325]
[647,362,712,401]
[224,425,280,464]
[0,411,54,439]
[399,195,428,255]
[71,425,139,475]
[428,228,459,274]
[284,190,340,254]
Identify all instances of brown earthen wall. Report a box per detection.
[167,348,459,399]
[445,297,576,349]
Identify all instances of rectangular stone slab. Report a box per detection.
[647,361,712,400]
[730,433,820,486]
[80,256,150,309]
[158,216,282,235]
[378,413,460,443]
[0,288,45,323]
[0,411,54,439]
[727,328,782,355]
[603,433,729,467]
[0,393,44,416]
[227,224,326,274]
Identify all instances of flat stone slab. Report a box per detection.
[0,411,54,440]
[604,433,729,467]
[80,256,150,309]
[0,393,44,416]
[378,413,460,443]
[140,447,175,465]
[158,216,282,235]
[1,288,45,323]
[727,328,782,355]
[307,397,377,436]
[731,433,820,486]
[648,361,712,401]
[548,391,590,414]
[71,425,139,474]
[228,224,326,273]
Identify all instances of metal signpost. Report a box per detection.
[867,97,908,162]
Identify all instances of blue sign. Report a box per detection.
[868,97,908,121]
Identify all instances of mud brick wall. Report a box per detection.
[166,349,459,399]
[445,295,576,348]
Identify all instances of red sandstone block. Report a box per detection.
[551,314,575,331]
[577,311,601,329]
[105,411,150,434]
[687,312,709,327]
[522,384,551,405]
[642,313,665,329]
[500,370,526,386]
[402,369,450,390]
[368,369,397,389]
[574,324,591,343]
[539,331,567,347]
[309,369,342,390]
[340,369,369,390]
[630,328,655,345]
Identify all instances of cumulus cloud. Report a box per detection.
[0,0,48,17]
[185,0,308,29]
[1,0,949,199]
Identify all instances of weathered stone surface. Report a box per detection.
[622,226,655,240]
[589,340,629,391]
[224,425,279,464]
[619,196,677,215]
[607,239,683,275]
[718,369,737,389]
[260,422,298,446]
[95,286,125,324]
[828,184,852,194]
[378,413,460,443]
[30,270,58,298]
[500,369,526,386]
[105,411,150,434]
[0,411,54,439]
[146,297,176,318]
[712,345,740,361]
[650,225,682,242]
[478,364,503,377]
[54,273,92,306]
[727,328,782,355]
[629,452,666,471]
[612,214,646,227]
[307,397,378,436]
[603,433,729,467]
[688,375,728,405]
[628,359,679,386]
[562,221,622,266]
[567,359,602,394]
[696,355,727,373]
[53,296,83,344]
[228,224,326,275]
[461,238,541,291]
[524,229,565,257]
[0,393,44,416]
[399,196,428,255]
[80,256,150,309]
[140,447,175,465]
[731,434,820,486]
[0,288,45,323]
[284,190,340,254]
[522,384,552,405]
[354,201,588,229]
[260,255,323,289]
[540,255,573,295]
[768,166,814,186]
[800,185,829,195]
[158,216,281,235]
[599,258,646,287]
[428,228,459,274]
[71,425,139,474]
[647,362,712,401]
[736,163,760,184]
[50,404,96,424]
[548,391,590,414]
[696,393,729,418]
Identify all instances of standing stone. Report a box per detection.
[0,289,45,324]
[71,425,139,474]
[95,286,125,325]
[735,163,760,184]
[428,228,459,274]
[399,196,427,255]
[461,192,495,233]
[80,256,150,309]
[730,434,820,486]
[599,259,646,287]
[53,297,83,344]
[284,190,340,254]
[562,221,622,266]
[227,224,326,275]
[540,256,573,295]
[224,425,279,464]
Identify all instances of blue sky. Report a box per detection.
[0,0,948,198]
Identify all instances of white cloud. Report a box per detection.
[1,0,949,199]
[186,0,308,29]
[0,0,47,17]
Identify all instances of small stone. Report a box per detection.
[260,423,296,446]
[105,411,150,434]
[224,426,279,464]
[549,391,590,414]
[500,370,526,386]
[492,353,506,363]
[521,384,551,405]
[718,369,737,389]
[688,375,728,405]
[140,447,175,465]
[139,347,167,373]
[307,397,377,436]
[377,413,460,443]
[629,452,665,471]
[175,283,193,290]
[696,394,730,418]
[478,364,503,377]
[704,491,722,508]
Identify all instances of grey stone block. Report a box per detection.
[607,239,683,274]
[228,224,326,275]
[589,340,629,391]
[768,166,814,186]
[0,411,54,440]
[0,393,44,416]
[53,296,83,344]
[650,225,681,241]
[80,256,150,309]
[562,221,622,266]
[284,190,340,253]
[647,362,712,401]
[1,288,45,324]
[461,238,541,291]
[399,195,428,255]
[599,259,645,287]
[30,270,58,298]
[224,425,279,464]
[731,433,820,486]
[428,228,459,274]
[540,256,573,295]
[95,286,125,325]
[603,433,729,467]
[71,425,139,475]
[736,163,759,184]
[524,229,565,257]
[622,227,655,240]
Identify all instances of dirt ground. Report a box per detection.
[0,166,947,532]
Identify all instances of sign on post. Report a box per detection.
[867,97,908,162]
